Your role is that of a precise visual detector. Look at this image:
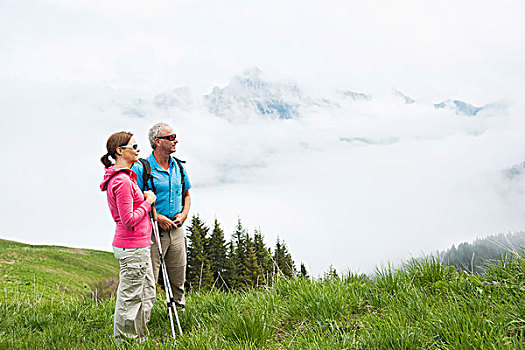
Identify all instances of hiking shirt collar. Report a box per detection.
[145,152,185,218]
[147,152,175,173]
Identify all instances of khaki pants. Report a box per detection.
[113,247,156,341]
[150,226,187,307]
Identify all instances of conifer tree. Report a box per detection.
[253,228,273,284]
[186,216,303,291]
[245,233,263,287]
[273,238,283,277]
[208,218,228,289]
[231,219,249,289]
[274,237,296,278]
[186,215,213,289]
[222,241,236,290]
[300,262,309,279]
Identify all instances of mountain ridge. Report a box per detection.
[119,68,505,121]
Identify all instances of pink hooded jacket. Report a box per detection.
[100,166,152,249]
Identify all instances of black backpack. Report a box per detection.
[138,157,187,207]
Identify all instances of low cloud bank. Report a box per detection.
[1,75,524,276]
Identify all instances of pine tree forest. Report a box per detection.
[440,231,525,274]
[185,215,302,291]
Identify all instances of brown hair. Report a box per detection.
[100,131,133,168]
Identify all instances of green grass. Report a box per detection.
[0,239,119,302]
[1,239,525,349]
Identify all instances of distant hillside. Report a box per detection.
[439,232,525,274]
[0,239,118,301]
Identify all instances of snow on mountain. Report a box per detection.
[204,67,304,120]
[434,100,482,116]
[117,68,504,123]
[503,161,525,180]
[342,90,372,101]
[394,89,416,104]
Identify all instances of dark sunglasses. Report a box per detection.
[120,143,139,150]
[156,134,177,141]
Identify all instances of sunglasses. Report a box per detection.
[156,134,177,141]
[120,143,139,150]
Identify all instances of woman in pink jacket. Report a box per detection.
[100,131,156,342]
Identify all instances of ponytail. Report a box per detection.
[100,153,113,168]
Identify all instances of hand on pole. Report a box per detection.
[144,190,157,205]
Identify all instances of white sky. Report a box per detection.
[1,0,525,276]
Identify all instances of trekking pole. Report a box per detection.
[150,206,183,337]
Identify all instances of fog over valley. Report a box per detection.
[2,69,524,276]
[1,0,524,276]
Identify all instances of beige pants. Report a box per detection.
[150,226,187,307]
[113,247,156,341]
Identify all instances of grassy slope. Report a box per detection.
[2,239,525,349]
[0,239,118,301]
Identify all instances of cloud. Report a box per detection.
[2,70,524,276]
[2,0,524,98]
[1,0,525,275]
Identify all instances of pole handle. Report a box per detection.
[150,204,158,222]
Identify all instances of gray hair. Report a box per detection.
[148,122,170,149]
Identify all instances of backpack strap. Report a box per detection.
[172,157,186,208]
[140,156,186,208]
[138,158,156,193]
